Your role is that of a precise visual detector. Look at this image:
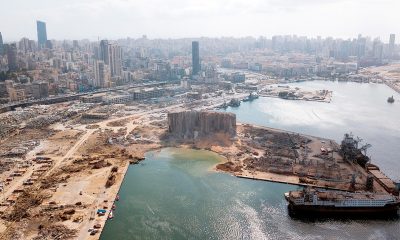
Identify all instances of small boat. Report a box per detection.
[112,204,116,210]
[116,195,120,201]
[284,192,290,201]
[108,210,113,219]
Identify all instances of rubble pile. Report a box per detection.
[73,105,122,124]
[5,188,49,221]
[0,108,38,139]
[0,158,16,174]
[168,111,236,138]
[0,104,84,139]
[0,140,40,157]
[0,124,16,140]
[239,125,311,172]
[66,103,95,115]
[26,115,62,129]
[95,105,124,115]
[33,224,77,240]
[40,174,70,189]
[105,171,116,188]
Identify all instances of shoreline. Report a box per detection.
[87,161,130,240]
[233,172,352,192]
[2,81,398,239]
[89,121,396,238]
[258,92,332,103]
[384,81,400,94]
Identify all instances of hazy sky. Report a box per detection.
[0,0,398,42]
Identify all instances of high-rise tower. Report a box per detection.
[6,43,18,71]
[109,44,122,77]
[192,41,200,76]
[99,40,122,77]
[389,34,395,58]
[93,60,110,88]
[36,20,47,49]
[0,32,4,55]
[99,40,110,64]
[356,35,366,58]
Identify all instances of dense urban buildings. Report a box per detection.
[0,29,399,106]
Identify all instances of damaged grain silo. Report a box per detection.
[168,111,236,139]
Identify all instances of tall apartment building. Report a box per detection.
[99,40,122,77]
[93,60,110,88]
[99,40,110,64]
[0,32,3,55]
[32,82,49,99]
[192,41,200,75]
[389,34,396,58]
[19,37,33,53]
[5,43,18,71]
[109,44,122,77]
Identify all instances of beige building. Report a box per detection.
[8,88,26,102]
[93,60,111,88]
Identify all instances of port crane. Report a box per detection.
[360,143,371,156]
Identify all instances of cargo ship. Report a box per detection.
[285,188,400,217]
[228,98,241,107]
[242,92,259,102]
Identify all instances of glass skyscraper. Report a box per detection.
[36,20,47,49]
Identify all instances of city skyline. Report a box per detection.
[0,0,399,41]
[0,28,398,45]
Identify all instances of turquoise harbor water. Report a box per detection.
[101,81,400,240]
[100,148,296,239]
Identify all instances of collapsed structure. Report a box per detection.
[168,111,236,138]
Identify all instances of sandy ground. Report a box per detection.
[0,90,395,239]
[236,170,301,185]
[0,97,195,239]
[360,64,400,93]
[210,124,392,194]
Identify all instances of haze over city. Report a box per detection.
[1,0,399,41]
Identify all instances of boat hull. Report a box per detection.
[288,203,400,218]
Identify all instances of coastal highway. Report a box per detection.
[0,81,177,113]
